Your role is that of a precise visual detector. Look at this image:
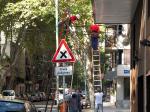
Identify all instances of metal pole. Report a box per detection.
[84,51,87,98]
[63,74,66,112]
[143,0,147,111]
[62,63,66,112]
[55,0,59,111]
[55,1,59,48]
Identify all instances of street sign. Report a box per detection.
[52,39,76,62]
[55,66,73,76]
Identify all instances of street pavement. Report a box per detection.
[34,101,57,112]
[34,101,130,112]
[83,102,130,112]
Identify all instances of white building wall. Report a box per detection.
[115,24,130,109]
[116,77,130,109]
[116,77,124,101]
[116,77,124,107]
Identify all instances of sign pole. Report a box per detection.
[63,63,66,112]
[52,39,76,111]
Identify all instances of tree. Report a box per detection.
[0,0,56,89]
[0,0,105,108]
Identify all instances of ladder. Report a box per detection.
[92,49,102,91]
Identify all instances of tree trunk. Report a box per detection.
[86,46,95,109]
[2,27,27,89]
[81,26,95,110]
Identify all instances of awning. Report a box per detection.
[92,0,139,24]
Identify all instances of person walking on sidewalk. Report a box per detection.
[76,89,82,112]
[94,88,104,112]
[69,93,78,112]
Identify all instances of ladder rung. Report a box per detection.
[93,60,99,62]
[93,65,100,67]
[93,69,100,71]
[93,67,100,68]
[94,79,102,81]
[93,60,100,61]
[94,85,101,86]
[93,55,99,57]
[93,52,99,55]
[94,80,101,82]
[93,75,101,77]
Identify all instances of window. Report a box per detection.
[124,78,130,99]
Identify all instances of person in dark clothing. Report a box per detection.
[76,89,82,112]
[69,93,78,112]
[91,37,99,50]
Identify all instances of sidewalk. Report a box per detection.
[83,102,130,112]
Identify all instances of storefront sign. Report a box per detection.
[117,65,130,77]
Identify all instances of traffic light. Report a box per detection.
[118,25,123,35]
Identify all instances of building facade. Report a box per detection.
[131,0,150,111]
[105,24,131,109]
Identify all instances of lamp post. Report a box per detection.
[55,0,59,109]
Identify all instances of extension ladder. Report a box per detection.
[92,49,102,91]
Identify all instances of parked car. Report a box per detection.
[0,94,3,99]
[0,98,38,112]
[30,93,40,102]
[15,93,21,99]
[81,97,91,109]
[2,90,15,100]
[39,92,47,101]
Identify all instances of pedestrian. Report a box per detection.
[76,89,82,112]
[94,88,104,112]
[69,93,78,112]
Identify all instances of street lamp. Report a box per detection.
[55,0,59,109]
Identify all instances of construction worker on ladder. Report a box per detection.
[90,24,100,50]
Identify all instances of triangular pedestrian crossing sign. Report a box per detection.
[51,39,76,62]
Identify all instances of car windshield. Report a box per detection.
[2,91,15,96]
[0,101,25,112]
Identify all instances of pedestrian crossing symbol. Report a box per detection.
[51,39,76,62]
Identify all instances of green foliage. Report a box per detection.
[0,0,56,55]
[1,0,55,25]
[0,0,107,89]
[72,61,84,89]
